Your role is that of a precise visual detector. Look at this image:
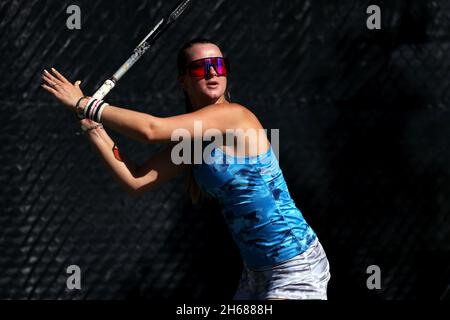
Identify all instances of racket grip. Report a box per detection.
[92,79,116,100]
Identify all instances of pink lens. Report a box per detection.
[187,57,228,78]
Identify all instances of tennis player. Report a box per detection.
[41,38,331,300]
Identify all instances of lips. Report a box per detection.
[207,81,219,87]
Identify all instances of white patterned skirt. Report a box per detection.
[233,237,331,300]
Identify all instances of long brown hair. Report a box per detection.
[177,38,231,204]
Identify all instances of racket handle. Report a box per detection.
[92,79,116,100]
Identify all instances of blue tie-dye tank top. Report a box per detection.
[192,142,317,269]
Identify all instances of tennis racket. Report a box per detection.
[92,0,194,100]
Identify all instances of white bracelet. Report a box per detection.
[81,123,104,133]
[83,98,109,122]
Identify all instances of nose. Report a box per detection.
[206,65,217,79]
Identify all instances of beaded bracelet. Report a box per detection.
[81,123,104,133]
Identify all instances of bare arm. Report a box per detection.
[132,142,189,196]
[41,68,189,196]
[91,101,248,143]
[42,68,251,144]
[83,123,138,196]
[85,123,188,196]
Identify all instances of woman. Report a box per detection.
[41,38,331,300]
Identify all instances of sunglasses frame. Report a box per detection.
[183,56,230,78]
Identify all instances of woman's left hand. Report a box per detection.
[41,67,84,112]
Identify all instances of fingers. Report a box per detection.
[42,69,62,87]
[79,118,92,125]
[42,74,58,87]
[50,67,69,83]
[41,83,58,95]
[74,80,81,87]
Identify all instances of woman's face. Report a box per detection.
[179,43,228,110]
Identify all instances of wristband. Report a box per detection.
[83,98,109,122]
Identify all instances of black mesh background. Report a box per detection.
[0,0,449,300]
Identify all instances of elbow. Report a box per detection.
[126,180,157,198]
[143,128,153,144]
[143,115,158,144]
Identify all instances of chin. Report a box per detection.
[206,88,225,99]
[209,93,222,100]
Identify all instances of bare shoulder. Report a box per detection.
[200,102,257,127]
[195,102,244,118]
[229,103,264,130]
[222,102,251,113]
[204,102,246,112]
